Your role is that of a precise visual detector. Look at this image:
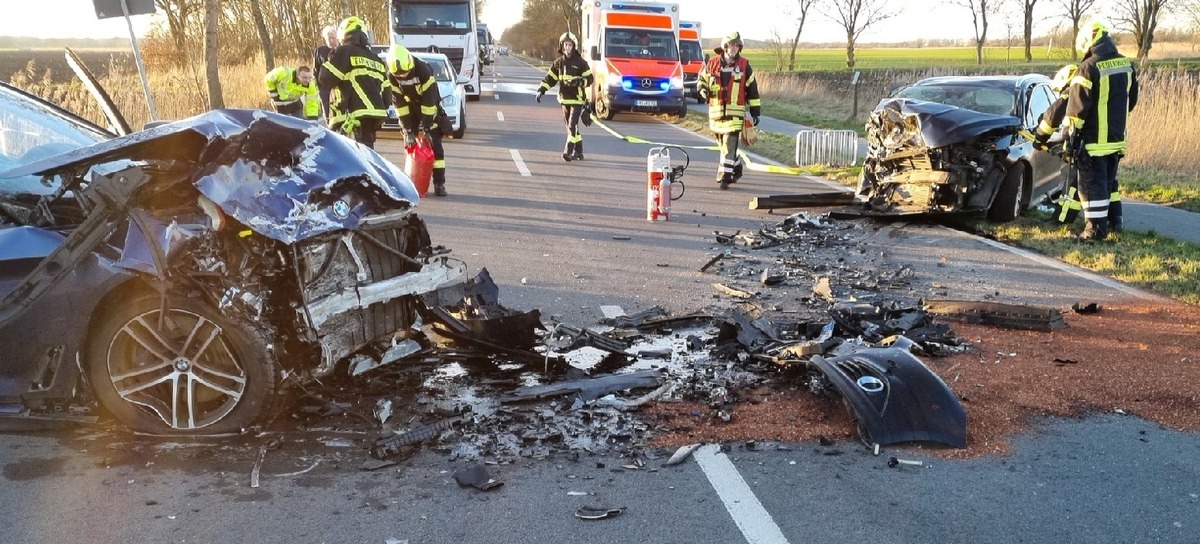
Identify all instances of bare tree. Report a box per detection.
[1054,0,1099,60]
[1111,0,1174,63]
[249,0,275,69]
[954,0,1002,65]
[787,0,818,71]
[204,0,224,109]
[823,0,900,68]
[1019,0,1039,61]
[767,28,788,71]
[154,0,200,68]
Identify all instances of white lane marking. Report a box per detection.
[509,149,531,176]
[693,445,790,544]
[971,234,1162,300]
[497,111,505,121]
[495,93,500,100]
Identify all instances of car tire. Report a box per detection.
[452,106,466,139]
[595,99,616,121]
[85,289,277,434]
[988,164,1026,222]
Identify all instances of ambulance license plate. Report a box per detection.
[635,99,656,107]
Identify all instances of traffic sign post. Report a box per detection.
[93,0,158,121]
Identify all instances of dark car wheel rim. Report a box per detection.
[106,309,247,430]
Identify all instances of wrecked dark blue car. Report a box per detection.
[0,82,463,434]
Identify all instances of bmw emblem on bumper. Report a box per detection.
[332,199,351,218]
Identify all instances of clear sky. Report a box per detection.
[0,0,1162,45]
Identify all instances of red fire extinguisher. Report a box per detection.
[647,147,672,221]
[405,134,434,197]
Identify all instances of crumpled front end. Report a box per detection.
[857,98,1020,216]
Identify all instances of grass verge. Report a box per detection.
[975,211,1200,304]
[1119,165,1200,213]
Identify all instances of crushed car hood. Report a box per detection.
[0,109,419,244]
[868,98,1021,149]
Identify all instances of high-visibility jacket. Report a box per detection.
[264,66,320,119]
[388,56,442,133]
[318,32,392,127]
[699,55,761,133]
[1066,34,1138,156]
[538,53,593,105]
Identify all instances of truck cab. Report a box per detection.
[390,0,482,101]
[582,1,688,120]
[477,23,496,66]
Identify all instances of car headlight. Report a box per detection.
[442,95,457,109]
[670,77,683,89]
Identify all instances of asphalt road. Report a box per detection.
[0,55,1195,544]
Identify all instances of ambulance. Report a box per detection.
[678,20,704,103]
[581,1,690,120]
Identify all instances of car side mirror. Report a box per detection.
[590,46,600,61]
[456,75,470,85]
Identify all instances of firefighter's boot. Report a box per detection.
[572,141,584,161]
[432,170,447,197]
[1080,219,1108,241]
[1108,199,1123,233]
[731,162,742,184]
[562,142,575,162]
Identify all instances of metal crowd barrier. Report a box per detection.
[794,129,860,167]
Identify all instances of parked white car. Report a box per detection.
[413,52,467,139]
[373,47,468,139]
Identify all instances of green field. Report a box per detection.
[741,46,1077,71]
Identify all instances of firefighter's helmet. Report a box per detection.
[1075,19,1108,55]
[1050,64,1077,94]
[559,32,578,46]
[338,16,367,40]
[388,44,415,75]
[722,32,744,49]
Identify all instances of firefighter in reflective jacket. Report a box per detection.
[1034,64,1083,224]
[387,45,450,197]
[698,31,761,189]
[536,32,593,161]
[1065,20,1138,240]
[318,16,391,149]
[264,66,320,120]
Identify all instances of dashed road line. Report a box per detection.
[509,149,531,176]
[497,111,505,121]
[694,445,790,544]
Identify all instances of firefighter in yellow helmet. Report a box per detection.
[1064,19,1138,240]
[536,32,593,161]
[263,65,319,120]
[317,16,392,148]
[387,45,451,197]
[698,31,761,189]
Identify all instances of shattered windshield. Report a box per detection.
[894,84,1018,116]
[0,85,108,195]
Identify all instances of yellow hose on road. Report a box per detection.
[589,116,810,176]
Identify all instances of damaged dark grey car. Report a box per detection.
[0,82,463,434]
[858,75,1065,222]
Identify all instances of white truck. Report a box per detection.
[389,0,482,101]
[477,23,496,65]
[581,0,689,120]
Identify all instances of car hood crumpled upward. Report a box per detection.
[868,98,1021,150]
[0,109,419,244]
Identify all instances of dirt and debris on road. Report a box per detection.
[48,212,1200,470]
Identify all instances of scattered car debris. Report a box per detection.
[714,283,755,299]
[500,370,663,403]
[699,253,725,272]
[924,299,1067,331]
[887,457,925,469]
[371,417,464,459]
[1072,302,1101,314]
[575,506,626,520]
[453,463,503,491]
[664,443,701,467]
[748,191,856,211]
[809,339,967,448]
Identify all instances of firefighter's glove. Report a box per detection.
[535,90,544,103]
[698,87,709,102]
[751,114,760,127]
[581,104,593,127]
[404,131,416,147]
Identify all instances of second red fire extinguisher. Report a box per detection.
[405,134,435,197]
[646,146,688,222]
